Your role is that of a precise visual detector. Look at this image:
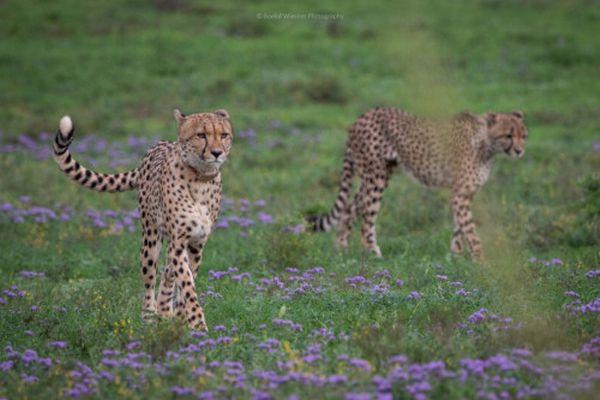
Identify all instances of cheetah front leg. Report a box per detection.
[450,186,483,261]
[156,240,178,317]
[157,239,208,330]
[450,227,465,254]
[174,242,205,319]
[140,227,162,322]
[449,200,464,254]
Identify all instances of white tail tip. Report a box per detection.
[59,116,73,136]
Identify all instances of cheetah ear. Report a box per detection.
[214,109,230,119]
[173,109,186,125]
[484,112,497,127]
[511,110,524,120]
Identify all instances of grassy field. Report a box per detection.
[0,0,599,398]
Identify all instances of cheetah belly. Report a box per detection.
[397,149,453,188]
[402,165,452,188]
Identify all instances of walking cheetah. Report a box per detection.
[53,109,233,330]
[308,107,528,260]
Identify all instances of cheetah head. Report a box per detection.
[174,109,233,173]
[485,110,528,158]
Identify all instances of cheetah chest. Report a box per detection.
[475,160,493,186]
[187,177,222,228]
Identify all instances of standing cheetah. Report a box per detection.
[53,109,233,330]
[308,107,528,260]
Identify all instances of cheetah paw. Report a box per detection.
[370,246,382,258]
[141,310,159,324]
[367,245,381,258]
[335,237,349,249]
[450,239,464,254]
[190,319,208,332]
[471,251,485,263]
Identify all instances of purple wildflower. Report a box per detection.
[126,341,141,351]
[21,373,38,384]
[346,393,372,400]
[406,291,422,301]
[21,349,38,363]
[546,351,578,362]
[283,224,304,235]
[579,298,600,314]
[272,319,302,332]
[585,270,600,279]
[468,308,487,324]
[19,270,45,278]
[346,275,370,287]
[388,355,408,364]
[171,386,195,396]
[257,212,274,224]
[327,374,348,384]
[349,358,372,372]
[0,361,13,371]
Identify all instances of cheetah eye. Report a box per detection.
[221,132,230,139]
[506,127,514,139]
[197,132,207,139]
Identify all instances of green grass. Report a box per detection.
[0,0,598,398]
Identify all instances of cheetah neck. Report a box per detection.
[174,143,220,182]
[472,123,498,163]
[187,163,220,182]
[480,137,500,163]
[190,165,219,182]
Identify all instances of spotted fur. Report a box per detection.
[53,109,234,330]
[309,107,528,260]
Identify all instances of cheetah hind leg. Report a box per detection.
[336,182,365,250]
[335,202,355,249]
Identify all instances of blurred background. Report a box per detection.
[0,1,599,398]
[0,0,597,251]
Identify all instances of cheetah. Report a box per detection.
[308,107,528,260]
[53,109,233,330]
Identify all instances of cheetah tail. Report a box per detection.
[53,116,139,192]
[306,150,355,232]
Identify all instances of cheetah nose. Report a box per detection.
[515,149,523,156]
[211,150,222,158]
